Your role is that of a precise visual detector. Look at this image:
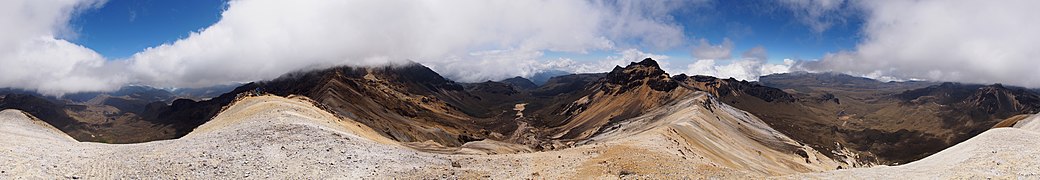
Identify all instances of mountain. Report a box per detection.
[192,58,834,166]
[529,69,571,85]
[233,62,602,149]
[63,86,176,103]
[759,71,935,93]
[252,64,504,147]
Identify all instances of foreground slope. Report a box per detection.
[1,93,835,178]
[784,114,1040,179]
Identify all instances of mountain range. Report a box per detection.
[2,58,1039,178]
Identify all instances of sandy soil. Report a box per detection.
[1,94,835,179]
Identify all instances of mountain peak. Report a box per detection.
[630,58,661,68]
[603,58,676,92]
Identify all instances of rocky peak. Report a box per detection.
[603,58,677,93]
[367,63,465,92]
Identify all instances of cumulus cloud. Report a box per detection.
[127,0,690,88]
[0,0,125,96]
[1,0,692,95]
[800,0,1040,87]
[686,59,794,81]
[602,0,695,50]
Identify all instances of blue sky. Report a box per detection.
[69,0,226,59]
[69,0,862,63]
[673,0,864,62]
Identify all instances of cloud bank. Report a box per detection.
[800,0,1040,87]
[1,0,691,95]
[6,0,1040,96]
[127,0,689,88]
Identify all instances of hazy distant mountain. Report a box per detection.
[528,69,571,85]
[63,86,176,103]
[170,83,242,100]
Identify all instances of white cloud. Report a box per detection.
[431,49,547,83]
[0,0,121,96]
[778,0,853,33]
[691,38,733,60]
[127,0,690,88]
[684,40,791,81]
[685,59,794,81]
[602,0,693,50]
[800,0,1040,87]
[1,0,693,95]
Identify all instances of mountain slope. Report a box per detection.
[786,114,1040,179]
[254,64,505,147]
[0,92,836,178]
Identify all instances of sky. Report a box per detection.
[68,0,226,59]
[1,0,1039,96]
